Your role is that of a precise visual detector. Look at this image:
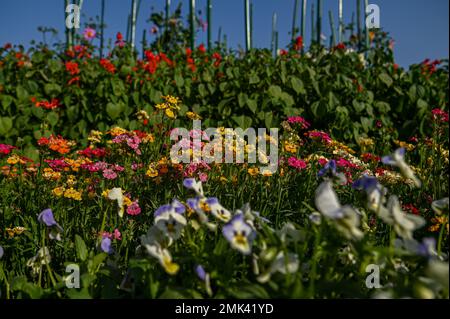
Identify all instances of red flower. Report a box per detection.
[65,61,80,75]
[0,144,15,156]
[432,108,449,123]
[3,43,12,50]
[99,58,116,74]
[197,44,206,54]
[294,36,303,51]
[35,98,60,110]
[334,43,346,50]
[403,203,420,216]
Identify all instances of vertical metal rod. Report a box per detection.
[207,0,212,51]
[292,0,299,41]
[338,0,343,43]
[100,0,105,57]
[316,0,322,45]
[271,12,277,56]
[190,0,196,50]
[244,0,251,51]
[130,0,137,50]
[357,0,362,50]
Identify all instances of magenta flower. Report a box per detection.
[127,201,141,216]
[83,27,96,41]
[287,116,311,129]
[103,168,117,180]
[287,157,307,170]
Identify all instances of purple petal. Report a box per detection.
[195,265,207,281]
[154,204,172,217]
[172,199,186,214]
[183,178,196,189]
[101,237,113,254]
[38,209,57,227]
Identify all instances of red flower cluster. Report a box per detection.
[38,135,73,155]
[421,59,441,76]
[186,48,196,72]
[361,153,381,163]
[31,97,60,110]
[66,45,91,59]
[78,147,107,158]
[99,58,116,74]
[65,61,80,75]
[334,43,346,50]
[293,36,303,51]
[142,50,173,74]
[432,108,449,123]
[0,144,15,156]
[115,32,125,47]
[212,52,222,67]
[403,203,420,216]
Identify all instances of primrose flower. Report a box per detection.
[386,196,425,240]
[257,252,299,283]
[315,181,364,240]
[154,203,187,241]
[222,214,256,255]
[205,197,232,222]
[83,27,96,40]
[183,178,204,196]
[127,201,141,216]
[38,209,63,241]
[107,188,125,217]
[382,148,421,187]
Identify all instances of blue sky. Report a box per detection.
[0,0,448,67]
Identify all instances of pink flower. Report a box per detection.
[318,158,328,166]
[287,116,311,129]
[198,172,208,182]
[113,164,124,172]
[287,157,307,170]
[0,144,15,156]
[308,131,332,144]
[103,168,117,180]
[127,201,141,216]
[113,229,122,240]
[83,28,96,41]
[432,108,449,123]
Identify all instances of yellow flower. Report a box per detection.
[88,130,103,143]
[7,155,19,165]
[155,103,168,110]
[248,167,259,176]
[63,187,82,201]
[165,108,176,119]
[284,142,298,153]
[186,111,202,120]
[123,196,133,207]
[52,187,65,197]
[146,165,159,178]
[108,127,128,136]
[6,226,26,238]
[394,140,415,152]
[162,95,181,107]
[43,168,61,180]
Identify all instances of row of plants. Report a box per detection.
[0,29,448,160]
[0,99,448,298]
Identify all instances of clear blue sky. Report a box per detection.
[0,0,448,67]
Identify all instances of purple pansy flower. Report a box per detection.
[195,265,207,281]
[222,214,256,255]
[38,209,63,241]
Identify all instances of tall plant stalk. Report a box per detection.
[364,0,370,50]
[165,0,171,32]
[65,0,71,48]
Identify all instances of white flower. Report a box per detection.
[107,187,124,217]
[26,247,51,277]
[315,181,364,240]
[257,252,299,283]
[142,241,179,275]
[387,196,425,240]
[154,204,187,241]
[431,197,449,215]
[382,148,421,187]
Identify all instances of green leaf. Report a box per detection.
[175,73,184,88]
[44,83,62,96]
[46,112,59,126]
[290,77,305,95]
[238,93,248,108]
[379,73,393,87]
[1,95,14,110]
[247,99,257,113]
[75,235,88,262]
[249,73,260,84]
[0,116,13,136]
[106,103,122,120]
